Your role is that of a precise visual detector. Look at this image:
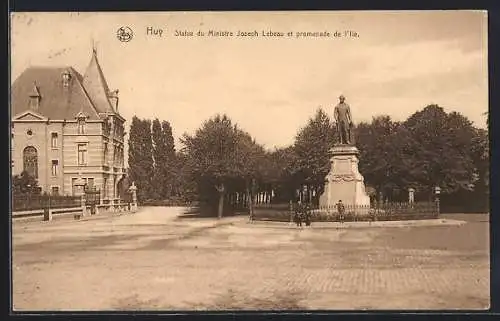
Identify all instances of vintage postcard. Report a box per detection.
[10,11,489,311]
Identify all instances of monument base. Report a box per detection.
[319,145,371,214]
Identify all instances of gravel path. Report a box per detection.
[12,208,490,311]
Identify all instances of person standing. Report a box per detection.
[336,200,345,224]
[294,201,303,227]
[304,202,312,227]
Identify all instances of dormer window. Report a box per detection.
[108,89,119,112]
[29,83,41,110]
[29,96,40,110]
[62,70,72,87]
[78,117,86,135]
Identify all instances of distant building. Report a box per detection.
[11,48,127,204]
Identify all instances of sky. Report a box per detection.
[11,11,488,151]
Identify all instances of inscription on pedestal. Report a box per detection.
[335,159,351,175]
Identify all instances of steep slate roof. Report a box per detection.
[82,50,116,114]
[11,67,101,120]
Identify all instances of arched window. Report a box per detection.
[23,146,38,178]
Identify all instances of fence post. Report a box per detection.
[43,194,52,222]
[434,186,441,217]
[81,194,87,217]
[129,182,138,213]
[94,193,100,215]
[289,200,293,225]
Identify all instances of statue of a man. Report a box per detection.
[334,94,353,145]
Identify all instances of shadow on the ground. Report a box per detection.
[193,288,306,310]
[176,206,249,219]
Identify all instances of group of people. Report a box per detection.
[293,201,312,227]
[293,199,347,227]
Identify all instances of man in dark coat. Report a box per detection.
[294,201,304,227]
[336,200,346,224]
[304,203,312,226]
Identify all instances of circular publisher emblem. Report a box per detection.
[117,26,133,42]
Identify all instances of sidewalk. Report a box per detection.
[12,208,135,225]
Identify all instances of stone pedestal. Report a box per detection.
[319,145,370,211]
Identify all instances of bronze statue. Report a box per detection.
[334,95,353,145]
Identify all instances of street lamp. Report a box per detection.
[434,186,441,216]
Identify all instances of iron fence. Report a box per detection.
[252,201,438,222]
[12,194,82,212]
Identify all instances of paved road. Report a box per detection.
[12,207,490,311]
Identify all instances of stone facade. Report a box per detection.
[11,49,127,204]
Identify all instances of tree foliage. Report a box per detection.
[126,103,488,214]
[151,119,177,199]
[128,116,154,201]
[355,105,488,206]
[292,108,336,201]
[181,114,266,218]
[12,170,40,196]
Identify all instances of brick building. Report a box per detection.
[11,48,127,204]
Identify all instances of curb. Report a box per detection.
[243,219,467,229]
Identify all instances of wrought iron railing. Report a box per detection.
[12,194,81,212]
[252,201,438,222]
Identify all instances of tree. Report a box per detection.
[12,170,39,196]
[151,119,167,199]
[355,115,401,199]
[162,121,178,197]
[267,146,300,202]
[128,117,154,201]
[292,108,336,203]
[181,114,264,219]
[151,119,177,199]
[401,105,477,195]
[176,150,199,202]
[469,127,489,211]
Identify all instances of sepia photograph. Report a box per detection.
[10,11,489,311]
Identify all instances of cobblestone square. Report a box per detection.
[12,208,490,311]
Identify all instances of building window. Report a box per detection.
[51,133,58,148]
[51,160,59,176]
[103,177,108,198]
[72,178,77,196]
[51,186,60,195]
[88,178,94,189]
[78,118,86,135]
[114,176,117,198]
[77,144,87,165]
[27,129,33,136]
[23,146,38,178]
[104,142,108,164]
